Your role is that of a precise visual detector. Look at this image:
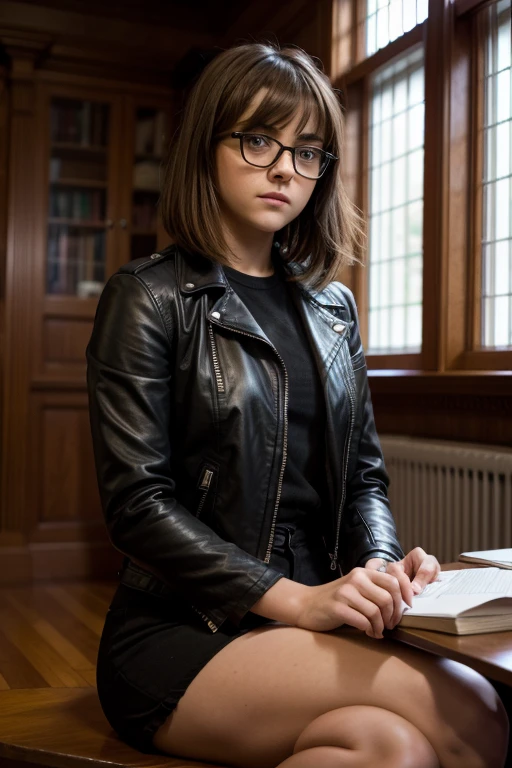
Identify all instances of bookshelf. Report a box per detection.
[46,97,109,298]
[44,95,170,298]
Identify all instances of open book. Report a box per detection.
[458,548,512,569]
[397,567,512,635]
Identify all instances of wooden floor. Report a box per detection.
[0,580,117,691]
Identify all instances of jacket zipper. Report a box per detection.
[208,323,225,393]
[210,316,288,563]
[196,467,214,518]
[329,348,356,571]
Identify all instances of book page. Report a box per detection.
[401,568,512,618]
[460,548,512,564]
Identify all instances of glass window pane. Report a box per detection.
[481,0,512,348]
[366,0,428,56]
[408,148,424,201]
[389,0,403,42]
[381,211,391,262]
[368,48,425,353]
[497,69,511,123]
[406,304,422,350]
[392,155,407,207]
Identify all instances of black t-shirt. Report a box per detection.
[223,256,329,538]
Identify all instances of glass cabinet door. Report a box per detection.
[130,106,169,261]
[46,97,110,298]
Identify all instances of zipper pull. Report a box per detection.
[329,551,339,571]
[199,468,213,490]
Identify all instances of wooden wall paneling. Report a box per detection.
[421,0,452,371]
[444,13,471,370]
[25,390,119,581]
[43,318,94,368]
[469,9,486,356]
[0,64,8,511]
[454,0,497,17]
[354,0,366,67]
[0,43,44,541]
[369,372,512,447]
[28,390,103,535]
[220,0,308,49]
[330,0,354,81]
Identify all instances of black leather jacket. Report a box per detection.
[86,244,404,633]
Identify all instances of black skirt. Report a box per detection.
[96,524,335,753]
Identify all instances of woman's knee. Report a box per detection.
[291,705,439,768]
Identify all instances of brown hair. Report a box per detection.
[160,41,364,290]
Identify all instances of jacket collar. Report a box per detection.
[176,244,346,312]
[176,247,351,343]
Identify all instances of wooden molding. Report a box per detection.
[0,1,214,78]
[0,50,38,532]
[454,0,496,17]
[0,541,122,583]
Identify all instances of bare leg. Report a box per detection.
[153,625,508,768]
[275,705,439,768]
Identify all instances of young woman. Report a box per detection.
[86,42,508,768]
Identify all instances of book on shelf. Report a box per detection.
[459,549,512,569]
[58,230,69,293]
[397,567,512,635]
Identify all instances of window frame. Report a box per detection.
[332,0,512,374]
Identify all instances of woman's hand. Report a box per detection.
[295,567,411,639]
[366,547,441,601]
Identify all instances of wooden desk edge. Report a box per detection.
[390,561,512,687]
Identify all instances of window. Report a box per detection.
[368,47,424,352]
[481,0,512,348]
[366,0,428,57]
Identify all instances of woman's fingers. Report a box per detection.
[342,587,386,638]
[410,556,440,594]
[384,562,414,608]
[360,573,404,628]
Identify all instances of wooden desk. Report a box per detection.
[391,562,512,687]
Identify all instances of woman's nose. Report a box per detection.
[269,148,295,177]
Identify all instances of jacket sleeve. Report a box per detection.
[86,272,283,630]
[337,285,405,572]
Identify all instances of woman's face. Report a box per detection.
[214,89,323,241]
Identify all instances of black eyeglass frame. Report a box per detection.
[230,132,338,179]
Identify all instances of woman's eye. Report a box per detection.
[248,135,268,148]
[298,148,319,162]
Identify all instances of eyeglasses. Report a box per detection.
[230,132,338,180]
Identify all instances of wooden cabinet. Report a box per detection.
[40,85,170,305]
[1,65,173,581]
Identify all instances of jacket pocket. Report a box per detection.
[195,461,219,520]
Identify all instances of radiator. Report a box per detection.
[379,435,512,564]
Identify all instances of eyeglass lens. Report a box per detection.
[241,134,327,179]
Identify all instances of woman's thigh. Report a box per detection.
[153,624,508,768]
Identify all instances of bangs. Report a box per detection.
[215,58,334,149]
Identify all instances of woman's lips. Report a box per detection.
[258,196,288,207]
